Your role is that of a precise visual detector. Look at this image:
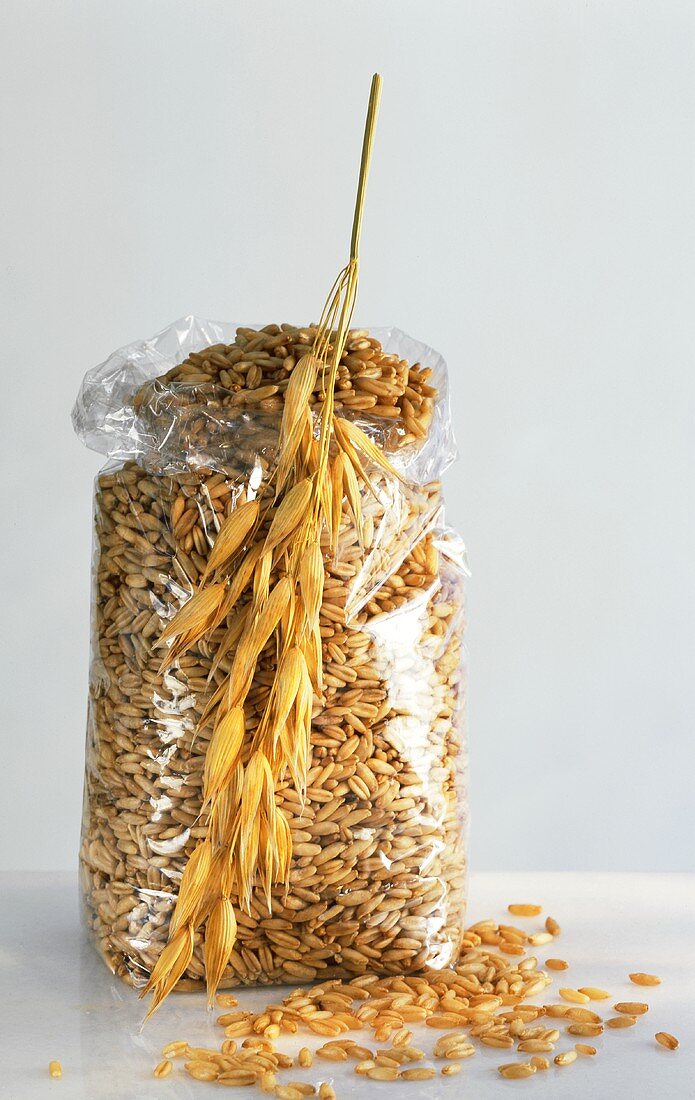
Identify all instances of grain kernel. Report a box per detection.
[528,932,553,946]
[162,1041,188,1059]
[185,1061,219,1081]
[655,1032,679,1051]
[154,1060,172,1078]
[48,1061,62,1079]
[441,1063,462,1075]
[480,1035,514,1049]
[606,1016,637,1029]
[498,1062,536,1079]
[365,1067,399,1080]
[566,1008,602,1023]
[559,988,590,1004]
[508,905,543,917]
[614,1002,649,1015]
[554,1050,577,1066]
[355,1060,376,1075]
[575,1044,597,1056]
[630,973,661,986]
[567,1023,604,1037]
[545,959,569,971]
[316,1047,348,1062]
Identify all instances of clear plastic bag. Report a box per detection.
[74,318,469,989]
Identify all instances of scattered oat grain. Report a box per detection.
[630,973,661,987]
[554,1051,577,1066]
[545,959,569,971]
[655,1032,679,1051]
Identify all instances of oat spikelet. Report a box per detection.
[141,923,194,1004]
[299,542,324,634]
[335,415,405,484]
[157,583,226,648]
[246,577,293,659]
[168,839,213,936]
[263,478,313,554]
[201,499,259,582]
[203,707,246,806]
[207,608,247,682]
[204,897,237,1006]
[277,408,314,494]
[258,645,305,754]
[146,72,383,1016]
[330,452,344,551]
[342,452,363,543]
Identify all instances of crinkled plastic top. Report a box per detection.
[72,316,457,484]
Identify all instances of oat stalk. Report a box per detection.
[144,74,387,1017]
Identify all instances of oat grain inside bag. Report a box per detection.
[73,76,469,1012]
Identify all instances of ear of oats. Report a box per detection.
[146,74,383,1015]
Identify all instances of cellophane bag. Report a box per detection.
[73,317,469,990]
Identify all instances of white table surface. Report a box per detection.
[1,872,693,1099]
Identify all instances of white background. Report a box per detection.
[1,0,693,874]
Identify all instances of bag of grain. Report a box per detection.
[73,316,468,999]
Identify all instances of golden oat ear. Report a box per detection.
[145,74,383,1014]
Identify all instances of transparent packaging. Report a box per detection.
[74,318,469,989]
